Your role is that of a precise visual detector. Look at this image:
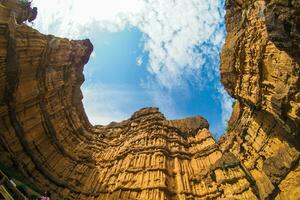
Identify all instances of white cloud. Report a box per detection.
[32,0,225,86]
[32,0,232,129]
[136,56,143,66]
[218,86,234,127]
[82,84,152,125]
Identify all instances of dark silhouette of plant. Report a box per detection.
[18,0,32,7]
[225,120,230,132]
[232,100,237,108]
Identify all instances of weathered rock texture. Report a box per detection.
[220,0,300,199]
[0,0,299,199]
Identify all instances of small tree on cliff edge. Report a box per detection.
[18,0,32,7]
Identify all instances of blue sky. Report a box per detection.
[32,0,233,138]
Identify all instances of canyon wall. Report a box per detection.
[0,0,299,199]
[220,0,300,199]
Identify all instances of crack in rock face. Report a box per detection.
[0,0,299,199]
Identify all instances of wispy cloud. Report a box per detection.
[32,0,232,130]
[217,86,234,127]
[136,56,143,66]
[82,84,152,124]
[32,0,225,85]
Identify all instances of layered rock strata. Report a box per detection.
[0,0,299,199]
[220,0,300,199]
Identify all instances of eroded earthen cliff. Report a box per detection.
[0,0,299,199]
[220,0,300,199]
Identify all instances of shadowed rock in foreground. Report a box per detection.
[0,0,299,199]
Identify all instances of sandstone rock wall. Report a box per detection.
[220,0,300,199]
[0,0,299,199]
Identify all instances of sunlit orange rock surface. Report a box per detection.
[0,0,299,199]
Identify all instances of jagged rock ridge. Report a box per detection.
[0,0,299,199]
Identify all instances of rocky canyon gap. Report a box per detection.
[0,0,299,199]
